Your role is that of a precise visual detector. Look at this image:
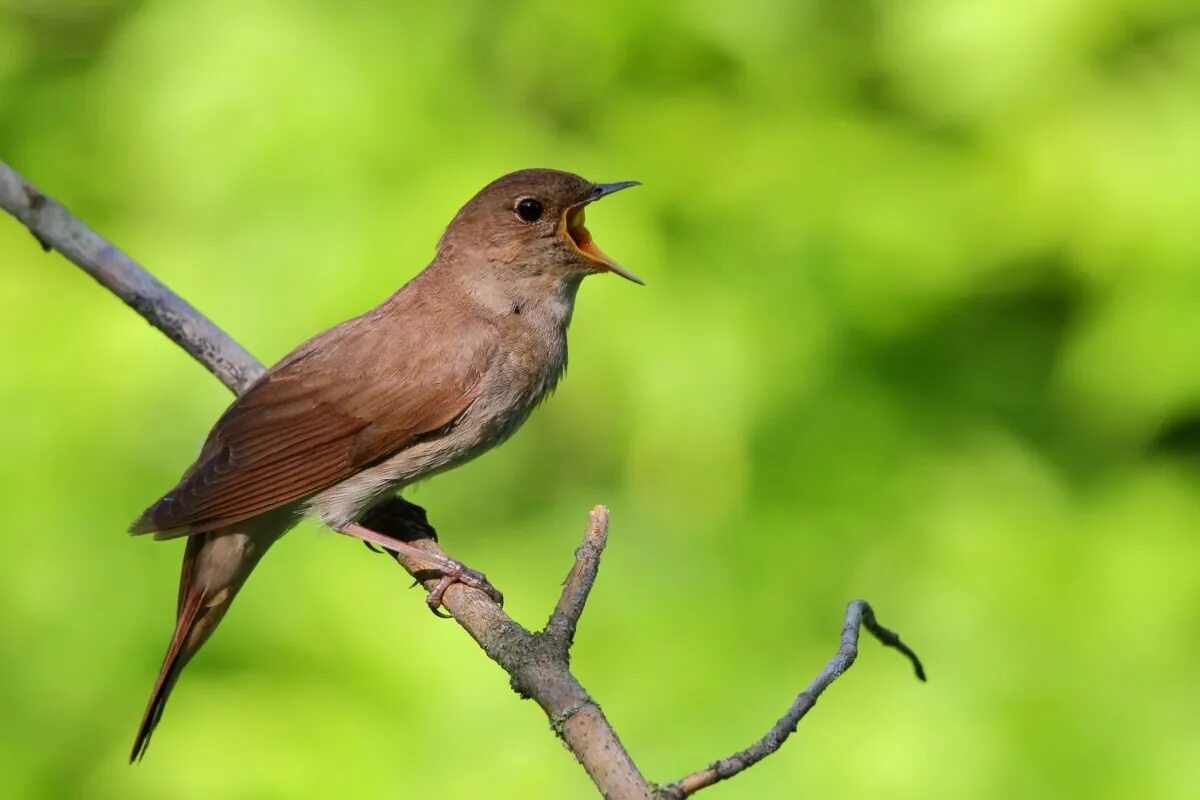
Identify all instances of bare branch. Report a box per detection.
[0,160,262,394]
[4,158,923,800]
[544,505,610,653]
[661,600,925,798]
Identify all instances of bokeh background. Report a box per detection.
[3,1,1200,797]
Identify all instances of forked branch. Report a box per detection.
[661,601,925,797]
[2,158,923,799]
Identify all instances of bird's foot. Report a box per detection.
[335,522,503,616]
[424,562,504,618]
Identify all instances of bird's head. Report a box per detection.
[439,168,642,286]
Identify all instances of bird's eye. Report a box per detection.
[515,198,543,223]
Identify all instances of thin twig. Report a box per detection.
[661,600,925,798]
[544,505,610,654]
[3,158,923,799]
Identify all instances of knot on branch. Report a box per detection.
[549,697,594,738]
[506,640,559,700]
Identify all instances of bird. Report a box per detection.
[127,168,641,762]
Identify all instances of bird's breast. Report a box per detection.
[310,319,568,529]
[411,313,569,474]
[476,321,568,439]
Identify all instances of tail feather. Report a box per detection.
[131,532,243,762]
[130,585,206,762]
[130,518,284,762]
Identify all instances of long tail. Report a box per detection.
[131,527,273,762]
[130,548,206,762]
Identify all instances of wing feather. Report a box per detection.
[132,299,495,535]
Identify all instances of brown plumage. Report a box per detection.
[128,168,640,761]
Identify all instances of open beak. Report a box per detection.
[563,180,643,285]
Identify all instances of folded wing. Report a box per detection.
[131,303,496,536]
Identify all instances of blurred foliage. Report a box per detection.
[3,0,1200,797]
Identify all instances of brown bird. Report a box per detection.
[128,168,640,761]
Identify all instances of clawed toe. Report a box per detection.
[459,567,504,607]
[422,564,504,616]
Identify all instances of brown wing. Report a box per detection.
[131,300,496,536]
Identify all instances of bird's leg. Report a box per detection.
[333,522,503,615]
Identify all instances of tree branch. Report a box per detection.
[0,161,261,393]
[3,158,924,798]
[660,600,926,797]
[545,505,609,655]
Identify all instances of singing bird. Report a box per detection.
[128,169,641,761]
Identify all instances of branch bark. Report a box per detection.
[2,158,924,798]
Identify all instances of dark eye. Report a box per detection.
[515,198,543,223]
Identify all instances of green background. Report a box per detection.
[3,1,1200,797]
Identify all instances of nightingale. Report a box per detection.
[128,168,641,761]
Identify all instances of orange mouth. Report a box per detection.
[566,207,599,258]
[563,206,643,284]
